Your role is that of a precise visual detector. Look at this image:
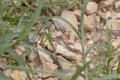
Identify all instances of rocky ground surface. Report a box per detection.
[1,0,120,80]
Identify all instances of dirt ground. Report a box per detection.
[1,0,120,80]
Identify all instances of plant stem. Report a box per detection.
[80,0,89,80]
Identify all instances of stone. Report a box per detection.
[73,10,81,17]
[86,1,98,15]
[106,20,120,31]
[58,56,75,78]
[37,45,53,63]
[99,0,115,8]
[56,44,81,60]
[84,15,97,31]
[115,1,120,9]
[112,37,120,48]
[3,69,12,77]
[44,78,59,80]
[69,43,82,52]
[10,70,27,80]
[111,12,120,19]
[52,10,78,43]
[77,76,84,80]
[52,31,63,38]
[97,10,106,19]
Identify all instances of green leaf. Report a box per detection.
[44,1,68,8]
[0,71,11,80]
[7,48,25,66]
[70,61,91,80]
[0,63,41,73]
[17,0,44,42]
[0,32,19,43]
[53,69,72,80]
[2,16,19,24]
[117,56,120,74]
[98,74,120,80]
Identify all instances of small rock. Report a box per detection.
[106,20,120,31]
[112,37,120,48]
[14,45,26,52]
[95,15,101,24]
[38,56,57,78]
[84,15,97,31]
[111,12,120,19]
[10,70,27,80]
[52,18,66,31]
[58,56,74,69]
[52,31,63,38]
[86,1,98,15]
[4,69,12,77]
[37,45,53,63]
[73,9,88,20]
[77,76,84,80]
[88,40,94,44]
[69,43,82,52]
[44,78,59,80]
[19,71,27,80]
[42,62,58,73]
[29,33,38,44]
[105,11,111,19]
[58,56,75,78]
[52,11,78,43]
[114,1,120,9]
[56,44,80,60]
[73,10,81,17]
[14,45,26,55]
[99,0,115,8]
[37,78,42,80]
[97,10,106,19]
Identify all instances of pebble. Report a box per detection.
[84,15,97,31]
[114,1,120,9]
[99,0,115,8]
[106,20,120,31]
[97,10,106,19]
[86,1,98,15]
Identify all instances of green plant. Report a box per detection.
[0,0,120,80]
